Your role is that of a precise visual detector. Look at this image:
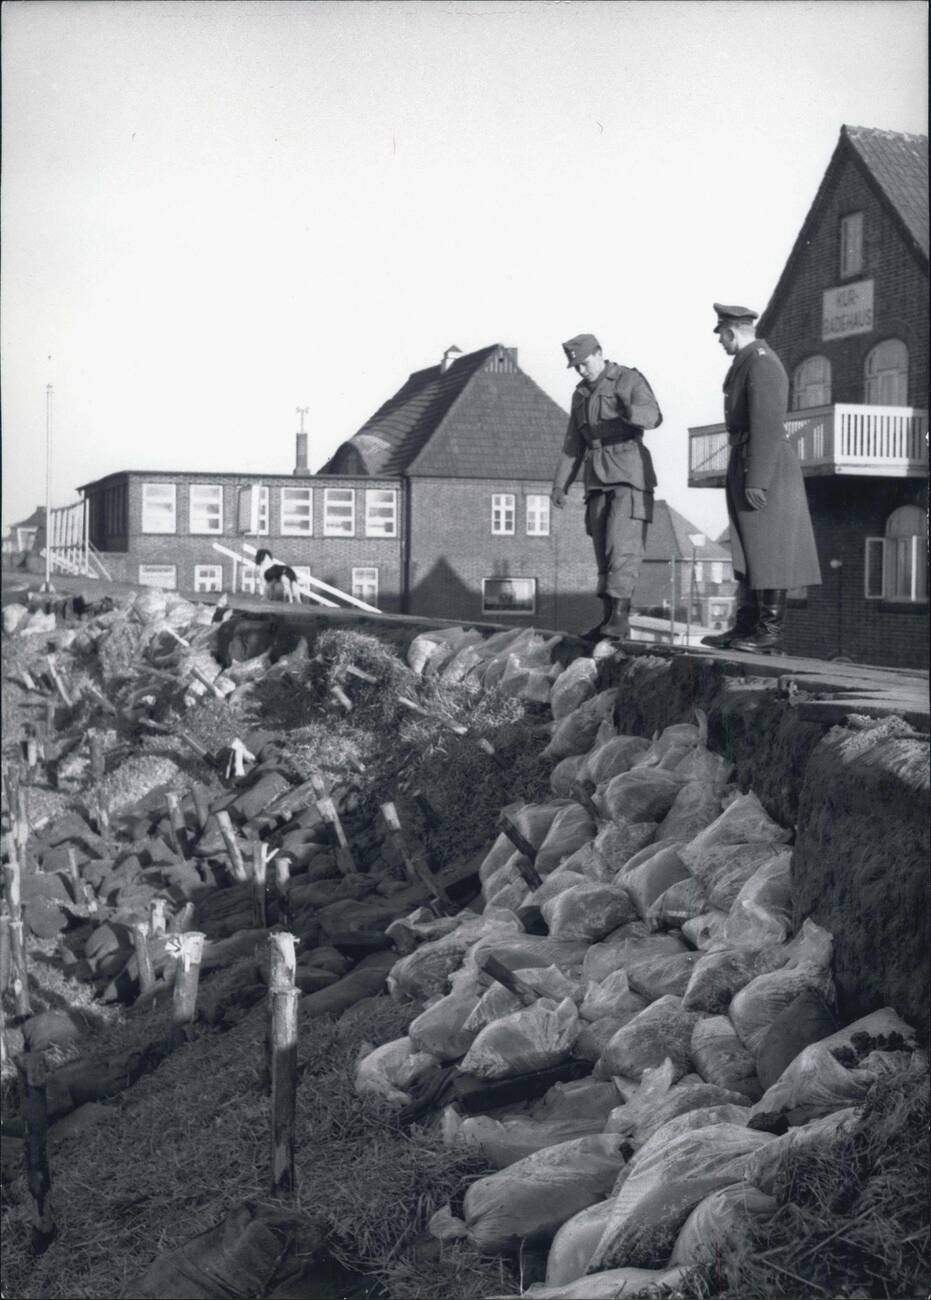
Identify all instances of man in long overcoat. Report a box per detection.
[704,303,821,653]
[551,333,663,640]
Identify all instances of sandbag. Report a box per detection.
[464,1134,628,1252]
[480,803,573,882]
[691,1016,762,1101]
[389,912,520,1000]
[689,843,791,912]
[646,876,709,931]
[679,792,791,872]
[621,845,689,917]
[682,946,785,1015]
[557,841,611,882]
[459,998,580,1080]
[526,870,591,910]
[625,950,701,1001]
[780,918,835,972]
[582,930,688,985]
[580,970,647,1025]
[575,1017,627,1064]
[495,1266,687,1300]
[467,934,589,980]
[627,1080,750,1152]
[580,736,651,786]
[743,1108,861,1194]
[545,1200,613,1286]
[550,755,587,797]
[535,805,597,876]
[543,690,619,760]
[591,822,658,874]
[671,1182,777,1266]
[612,1102,753,1196]
[354,1036,440,1106]
[465,965,580,1033]
[541,883,637,942]
[720,850,792,946]
[730,965,836,1055]
[535,1076,620,1123]
[588,1123,775,1271]
[756,988,841,1090]
[681,910,729,951]
[549,657,598,720]
[599,996,702,1083]
[408,984,481,1062]
[632,722,703,765]
[669,744,733,792]
[658,781,722,842]
[450,1113,613,1171]
[600,768,683,824]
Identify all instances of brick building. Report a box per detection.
[689,125,928,668]
[77,342,729,631]
[636,502,737,630]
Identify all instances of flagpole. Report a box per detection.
[44,384,54,592]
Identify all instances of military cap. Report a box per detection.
[713,303,759,333]
[563,333,601,368]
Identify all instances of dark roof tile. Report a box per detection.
[845,125,928,258]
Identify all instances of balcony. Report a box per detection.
[688,403,929,488]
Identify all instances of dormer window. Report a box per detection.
[839,212,864,278]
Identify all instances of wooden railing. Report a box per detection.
[46,499,100,578]
[689,404,928,485]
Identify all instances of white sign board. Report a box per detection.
[822,280,874,341]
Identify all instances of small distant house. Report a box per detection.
[635,501,737,630]
[5,506,46,556]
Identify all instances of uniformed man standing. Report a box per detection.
[551,333,663,640]
[703,304,821,654]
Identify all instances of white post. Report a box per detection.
[44,385,53,592]
[669,555,676,645]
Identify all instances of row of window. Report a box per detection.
[791,339,910,411]
[139,562,381,603]
[493,494,551,536]
[141,484,399,538]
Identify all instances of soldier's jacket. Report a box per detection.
[558,361,663,494]
[723,337,790,490]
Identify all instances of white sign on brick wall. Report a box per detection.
[822,279,874,340]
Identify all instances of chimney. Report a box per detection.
[293,406,310,476]
[441,344,463,374]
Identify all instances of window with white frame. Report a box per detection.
[237,484,269,535]
[351,567,379,604]
[240,561,257,594]
[839,212,864,278]
[141,483,176,533]
[364,489,397,537]
[791,356,832,411]
[526,494,550,536]
[189,484,223,534]
[710,562,724,584]
[324,488,355,536]
[138,564,177,589]
[693,562,704,583]
[280,486,313,536]
[194,564,223,593]
[492,493,516,535]
[865,505,928,603]
[482,576,536,614]
[864,339,909,406]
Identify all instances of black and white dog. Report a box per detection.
[254,549,302,604]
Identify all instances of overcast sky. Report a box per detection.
[2,0,927,538]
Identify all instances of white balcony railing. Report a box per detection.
[689,403,928,486]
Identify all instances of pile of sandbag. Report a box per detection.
[406,625,568,704]
[352,647,926,1294]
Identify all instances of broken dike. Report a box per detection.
[1,584,928,1300]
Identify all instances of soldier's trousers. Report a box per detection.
[585,485,650,599]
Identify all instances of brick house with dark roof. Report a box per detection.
[689,125,928,668]
[76,342,726,632]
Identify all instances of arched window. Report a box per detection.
[865,504,928,602]
[791,356,832,410]
[864,340,909,405]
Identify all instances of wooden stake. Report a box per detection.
[82,682,117,716]
[168,901,195,934]
[343,664,379,685]
[496,813,544,888]
[189,664,225,701]
[80,880,99,916]
[165,792,188,858]
[380,802,451,906]
[23,736,39,773]
[315,798,356,876]
[0,910,11,992]
[44,698,57,736]
[191,785,210,832]
[89,734,106,784]
[268,932,299,1199]
[252,843,273,928]
[481,955,540,1007]
[163,625,191,649]
[9,919,32,1017]
[95,797,110,841]
[215,811,248,882]
[414,790,442,830]
[45,656,72,708]
[3,855,23,921]
[397,696,429,718]
[132,921,156,994]
[18,1053,56,1253]
[170,931,205,1029]
[477,737,508,769]
[570,780,601,822]
[274,856,292,927]
[64,846,80,890]
[309,772,328,799]
[330,684,353,712]
[149,896,168,937]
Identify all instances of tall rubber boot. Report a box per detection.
[730,589,786,654]
[600,597,632,640]
[701,583,755,648]
[580,595,612,642]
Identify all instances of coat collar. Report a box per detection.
[723,339,765,390]
[575,359,620,398]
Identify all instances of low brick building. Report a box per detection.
[689,125,928,668]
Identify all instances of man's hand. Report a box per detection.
[745,486,768,510]
[551,486,568,509]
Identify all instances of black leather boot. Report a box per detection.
[581,596,612,642]
[730,589,786,654]
[600,597,632,640]
[701,582,755,648]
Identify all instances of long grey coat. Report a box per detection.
[723,339,822,590]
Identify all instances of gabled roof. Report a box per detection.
[760,125,928,334]
[9,506,46,530]
[643,501,731,562]
[318,344,570,479]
